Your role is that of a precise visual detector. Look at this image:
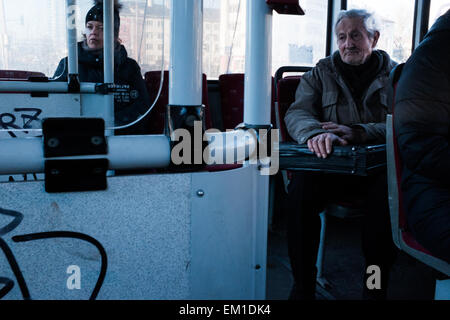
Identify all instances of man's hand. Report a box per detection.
[320,122,366,144]
[307,132,348,158]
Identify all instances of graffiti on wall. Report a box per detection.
[0,207,107,300]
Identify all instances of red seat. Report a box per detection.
[0,70,45,80]
[274,67,312,182]
[218,73,276,131]
[273,66,312,143]
[218,73,245,130]
[144,71,212,134]
[274,75,301,142]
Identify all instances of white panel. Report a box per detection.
[190,165,269,299]
[0,173,191,300]
[0,93,81,138]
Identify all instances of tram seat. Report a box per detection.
[0,70,45,80]
[144,71,212,134]
[386,64,450,299]
[274,66,365,289]
[218,73,281,223]
[144,71,241,172]
[218,73,244,130]
[218,73,276,130]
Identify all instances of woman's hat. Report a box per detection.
[85,0,122,37]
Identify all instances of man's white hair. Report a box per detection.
[335,9,380,39]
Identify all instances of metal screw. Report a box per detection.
[91,136,104,146]
[196,190,205,197]
[47,138,60,148]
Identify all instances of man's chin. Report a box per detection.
[343,57,363,66]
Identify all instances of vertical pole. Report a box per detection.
[66,0,79,78]
[243,0,272,126]
[103,0,115,134]
[167,0,204,168]
[329,0,344,55]
[244,0,272,300]
[0,0,9,69]
[412,0,430,51]
[169,0,203,106]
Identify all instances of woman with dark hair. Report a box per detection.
[53,0,151,135]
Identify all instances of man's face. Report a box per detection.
[85,21,104,50]
[336,17,379,65]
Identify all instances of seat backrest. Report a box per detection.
[386,114,401,249]
[275,76,301,142]
[144,71,212,134]
[218,73,244,130]
[273,66,312,142]
[387,63,405,249]
[0,70,45,80]
[218,73,275,131]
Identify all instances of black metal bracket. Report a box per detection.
[266,0,305,15]
[67,74,80,93]
[28,75,51,98]
[42,118,108,193]
[166,104,206,171]
[45,159,108,193]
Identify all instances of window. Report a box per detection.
[203,0,246,79]
[0,0,170,76]
[347,0,415,63]
[272,0,328,74]
[429,0,450,28]
[1,0,67,76]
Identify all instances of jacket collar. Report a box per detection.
[77,41,128,67]
[318,50,394,78]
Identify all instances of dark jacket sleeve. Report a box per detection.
[114,59,151,133]
[394,28,450,185]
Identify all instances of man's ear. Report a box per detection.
[372,31,380,48]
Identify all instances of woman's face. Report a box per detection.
[85,21,104,50]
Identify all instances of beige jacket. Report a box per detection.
[285,50,396,145]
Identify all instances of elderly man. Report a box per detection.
[284,9,398,300]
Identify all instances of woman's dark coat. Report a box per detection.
[54,41,151,135]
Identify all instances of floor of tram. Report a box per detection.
[266,211,437,300]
